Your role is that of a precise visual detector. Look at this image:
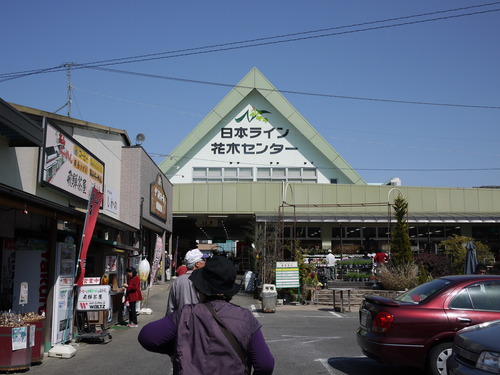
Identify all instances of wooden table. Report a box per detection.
[328,287,353,312]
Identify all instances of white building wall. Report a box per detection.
[170,92,348,184]
[72,128,123,220]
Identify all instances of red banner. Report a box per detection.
[75,187,103,287]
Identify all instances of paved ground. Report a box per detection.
[24,278,327,374]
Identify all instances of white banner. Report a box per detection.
[149,235,163,288]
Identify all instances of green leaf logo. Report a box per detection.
[235,108,271,123]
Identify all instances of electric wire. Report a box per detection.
[87,66,500,110]
[148,154,500,172]
[1,4,499,80]
[3,1,497,76]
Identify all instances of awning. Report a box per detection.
[255,213,500,224]
[0,99,43,147]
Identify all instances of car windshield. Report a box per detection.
[395,278,453,303]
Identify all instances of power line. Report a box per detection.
[87,66,500,110]
[149,154,500,172]
[1,4,499,80]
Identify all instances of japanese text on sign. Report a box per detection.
[77,285,110,311]
[210,107,298,155]
[275,261,300,288]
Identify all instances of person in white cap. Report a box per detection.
[166,248,209,315]
[326,249,336,280]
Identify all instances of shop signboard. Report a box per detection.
[76,285,111,311]
[150,173,167,221]
[39,120,105,201]
[275,261,300,288]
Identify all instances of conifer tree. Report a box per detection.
[390,194,413,267]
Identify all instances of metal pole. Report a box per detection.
[66,63,72,117]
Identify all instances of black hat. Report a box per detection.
[189,256,240,297]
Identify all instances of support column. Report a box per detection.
[321,223,332,250]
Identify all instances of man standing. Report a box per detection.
[325,249,336,280]
[166,249,208,315]
[374,250,389,266]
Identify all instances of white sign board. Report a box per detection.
[19,282,28,305]
[275,261,300,288]
[76,285,111,311]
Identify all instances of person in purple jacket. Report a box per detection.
[138,256,274,375]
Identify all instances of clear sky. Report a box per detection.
[1,1,499,188]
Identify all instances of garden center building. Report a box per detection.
[160,68,500,262]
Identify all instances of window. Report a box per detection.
[288,168,301,178]
[225,168,237,177]
[208,168,222,177]
[255,167,318,182]
[308,227,321,238]
[193,166,318,182]
[450,282,500,311]
[193,168,207,178]
[192,167,254,182]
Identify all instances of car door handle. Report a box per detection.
[457,317,472,323]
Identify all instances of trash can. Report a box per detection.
[260,284,278,313]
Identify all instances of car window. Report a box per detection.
[450,281,500,311]
[450,289,473,309]
[396,278,452,303]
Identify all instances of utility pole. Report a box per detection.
[54,62,74,117]
[65,63,72,117]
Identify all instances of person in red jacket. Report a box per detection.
[122,267,142,327]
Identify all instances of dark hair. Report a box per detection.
[126,267,137,277]
[476,263,487,274]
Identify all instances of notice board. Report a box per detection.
[275,261,300,288]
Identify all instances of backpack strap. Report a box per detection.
[204,302,250,374]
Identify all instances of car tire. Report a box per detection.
[427,342,453,375]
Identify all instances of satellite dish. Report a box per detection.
[135,133,145,145]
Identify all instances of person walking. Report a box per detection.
[139,256,274,375]
[165,249,208,315]
[122,267,142,328]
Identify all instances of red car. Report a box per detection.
[356,275,500,375]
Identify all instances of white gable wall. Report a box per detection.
[170,91,350,184]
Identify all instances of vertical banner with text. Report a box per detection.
[149,235,163,288]
[75,187,104,287]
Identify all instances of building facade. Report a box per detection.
[0,100,172,352]
[160,68,500,265]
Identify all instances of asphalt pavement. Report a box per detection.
[26,278,313,375]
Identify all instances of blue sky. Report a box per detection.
[1,1,499,188]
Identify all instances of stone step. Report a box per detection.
[309,288,403,310]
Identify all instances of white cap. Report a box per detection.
[184,249,205,268]
[328,249,332,253]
